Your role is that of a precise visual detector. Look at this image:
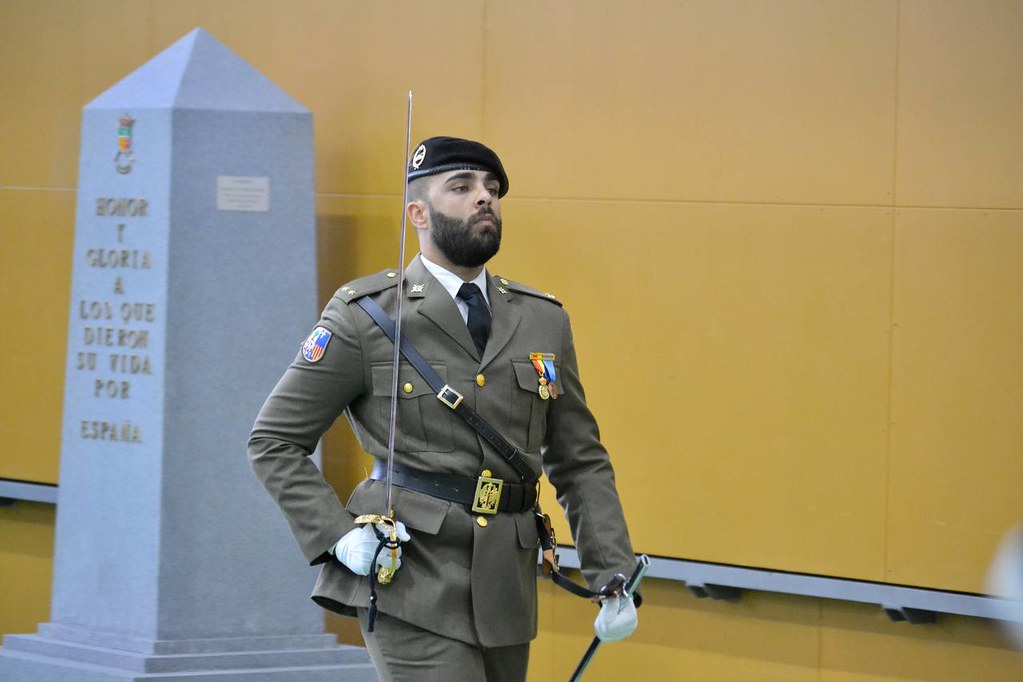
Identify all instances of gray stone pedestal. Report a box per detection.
[0,28,375,682]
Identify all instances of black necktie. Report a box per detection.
[457,282,491,357]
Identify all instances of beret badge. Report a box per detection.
[411,144,427,170]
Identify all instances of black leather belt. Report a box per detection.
[370,460,537,514]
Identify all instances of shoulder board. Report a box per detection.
[492,275,562,306]
[336,269,399,304]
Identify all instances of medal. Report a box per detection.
[538,377,550,400]
[530,352,557,400]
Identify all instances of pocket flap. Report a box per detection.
[346,478,449,535]
[512,359,541,392]
[515,511,541,549]
[371,361,446,399]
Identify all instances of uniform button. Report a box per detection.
[403,383,413,394]
[500,278,510,285]
[481,469,492,478]
[476,516,489,527]
[386,272,397,278]
[476,373,485,387]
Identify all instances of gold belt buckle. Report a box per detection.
[471,475,503,515]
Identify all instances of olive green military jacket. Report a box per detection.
[248,255,636,648]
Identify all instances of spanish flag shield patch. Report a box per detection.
[301,326,332,363]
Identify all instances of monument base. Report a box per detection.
[0,625,377,681]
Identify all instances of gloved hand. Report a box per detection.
[594,594,638,642]
[330,521,411,576]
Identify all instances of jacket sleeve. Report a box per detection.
[248,294,367,565]
[541,309,638,593]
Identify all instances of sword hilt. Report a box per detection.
[353,512,401,585]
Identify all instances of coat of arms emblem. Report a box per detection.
[115,114,135,174]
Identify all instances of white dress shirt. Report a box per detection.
[419,254,492,324]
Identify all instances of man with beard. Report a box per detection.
[248,136,638,681]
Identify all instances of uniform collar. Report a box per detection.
[420,254,491,309]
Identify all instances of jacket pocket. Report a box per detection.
[370,361,454,453]
[510,360,549,452]
[346,479,449,535]
[514,511,541,549]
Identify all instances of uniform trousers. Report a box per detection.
[357,608,530,682]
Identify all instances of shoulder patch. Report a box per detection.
[336,269,400,304]
[301,326,332,362]
[493,275,562,306]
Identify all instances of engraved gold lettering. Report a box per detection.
[107,354,151,375]
[95,198,149,217]
[79,300,113,320]
[84,327,111,346]
[94,379,131,399]
[83,327,149,348]
[80,419,142,443]
[76,301,155,322]
[119,328,148,348]
[119,302,155,323]
[84,248,152,269]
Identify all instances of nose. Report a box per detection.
[474,185,492,207]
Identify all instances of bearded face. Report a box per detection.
[428,204,502,268]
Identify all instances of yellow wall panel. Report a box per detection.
[0,0,151,188]
[0,189,74,483]
[529,584,1023,682]
[531,579,823,682]
[316,194,410,291]
[149,0,487,196]
[0,0,81,188]
[501,199,893,579]
[887,209,1023,592]
[896,1,1023,209]
[819,600,1023,681]
[485,0,898,205]
[2,1,1021,678]
[0,503,55,644]
[315,193,406,491]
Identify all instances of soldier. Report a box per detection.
[249,136,638,681]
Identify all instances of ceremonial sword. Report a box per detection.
[354,90,414,586]
[568,554,651,682]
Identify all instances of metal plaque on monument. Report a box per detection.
[0,28,375,681]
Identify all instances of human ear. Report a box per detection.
[407,200,427,229]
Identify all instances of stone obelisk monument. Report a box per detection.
[0,28,375,681]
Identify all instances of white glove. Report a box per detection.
[330,521,410,576]
[594,594,638,642]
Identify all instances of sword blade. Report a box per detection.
[385,90,414,516]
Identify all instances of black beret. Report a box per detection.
[407,136,509,198]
